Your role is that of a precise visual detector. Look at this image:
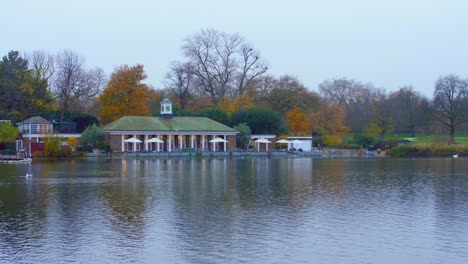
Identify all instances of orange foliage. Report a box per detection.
[218,94,254,116]
[67,137,78,151]
[217,98,234,116]
[310,103,349,140]
[99,65,158,124]
[286,107,310,135]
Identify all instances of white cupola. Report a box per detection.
[160,98,173,119]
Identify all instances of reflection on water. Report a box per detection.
[0,158,468,263]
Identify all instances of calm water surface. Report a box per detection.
[0,157,467,263]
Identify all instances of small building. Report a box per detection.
[17,116,81,154]
[102,99,238,152]
[287,136,313,151]
[249,135,276,152]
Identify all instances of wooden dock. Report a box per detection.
[0,151,31,164]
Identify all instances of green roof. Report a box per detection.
[101,116,237,132]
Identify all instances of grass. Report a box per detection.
[384,134,468,144]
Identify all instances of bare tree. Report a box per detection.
[77,67,106,111]
[164,62,195,110]
[319,78,363,112]
[29,51,55,93]
[366,88,394,143]
[387,86,430,136]
[53,50,105,119]
[432,74,468,144]
[256,75,320,116]
[182,29,266,104]
[234,45,267,95]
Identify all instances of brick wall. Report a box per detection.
[227,135,237,151]
[107,135,122,151]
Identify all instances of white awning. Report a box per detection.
[255,138,271,143]
[124,137,142,143]
[146,137,164,143]
[209,137,228,143]
[276,139,290,144]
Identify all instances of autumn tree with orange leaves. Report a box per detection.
[286,107,310,135]
[218,94,255,116]
[98,65,159,124]
[310,102,349,145]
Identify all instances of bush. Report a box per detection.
[80,124,104,149]
[390,143,468,157]
[71,151,88,158]
[328,143,361,149]
[352,133,376,147]
[378,139,400,149]
[43,136,61,158]
[322,135,342,146]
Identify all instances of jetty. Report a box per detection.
[0,150,31,164]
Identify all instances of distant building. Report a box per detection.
[17,116,80,153]
[249,135,276,152]
[287,136,313,151]
[0,120,12,125]
[102,98,238,152]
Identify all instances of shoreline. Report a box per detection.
[28,149,392,160]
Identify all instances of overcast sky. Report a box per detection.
[2,0,468,97]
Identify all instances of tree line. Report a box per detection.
[1,29,467,145]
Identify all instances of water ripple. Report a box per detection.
[0,158,467,263]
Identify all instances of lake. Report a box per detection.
[0,157,467,263]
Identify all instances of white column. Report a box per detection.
[266,142,269,151]
[213,135,216,151]
[257,142,260,152]
[202,135,205,151]
[179,135,183,150]
[157,135,160,152]
[191,135,194,149]
[223,135,227,152]
[145,135,148,151]
[134,134,137,152]
[168,135,172,152]
[121,134,125,152]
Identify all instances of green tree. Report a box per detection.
[0,51,55,122]
[231,107,287,135]
[233,123,251,149]
[199,108,230,125]
[0,123,19,143]
[80,124,104,149]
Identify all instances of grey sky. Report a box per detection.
[2,0,468,97]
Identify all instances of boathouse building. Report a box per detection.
[102,99,238,152]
